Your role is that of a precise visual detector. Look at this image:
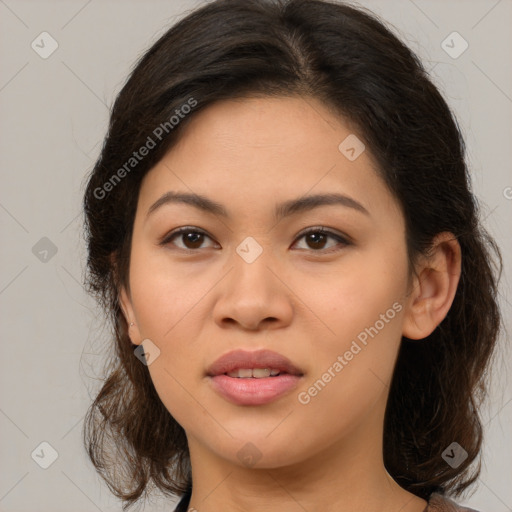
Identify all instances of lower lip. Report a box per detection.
[208,374,302,405]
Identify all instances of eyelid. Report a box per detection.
[159,226,214,247]
[295,226,352,245]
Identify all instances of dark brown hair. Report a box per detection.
[82,0,502,510]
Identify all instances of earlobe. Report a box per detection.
[119,286,143,345]
[402,232,461,340]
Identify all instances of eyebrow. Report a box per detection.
[146,191,370,221]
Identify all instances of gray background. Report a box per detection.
[0,0,511,511]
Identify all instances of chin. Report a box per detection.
[210,431,312,469]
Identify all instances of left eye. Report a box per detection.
[160,227,349,252]
[293,228,349,252]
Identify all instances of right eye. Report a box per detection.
[160,227,219,251]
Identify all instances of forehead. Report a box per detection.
[137,95,402,225]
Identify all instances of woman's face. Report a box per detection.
[121,95,412,468]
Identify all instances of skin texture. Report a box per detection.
[120,96,461,512]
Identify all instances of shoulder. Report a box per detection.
[427,493,481,512]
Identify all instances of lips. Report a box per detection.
[206,349,304,377]
[206,349,304,406]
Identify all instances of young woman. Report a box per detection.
[82,1,502,511]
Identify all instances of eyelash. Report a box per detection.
[159,226,351,254]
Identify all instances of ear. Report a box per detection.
[402,232,461,340]
[119,285,143,346]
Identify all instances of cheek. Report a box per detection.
[296,251,407,351]
[290,249,408,412]
[127,244,212,409]
[128,242,206,341]
[291,276,405,447]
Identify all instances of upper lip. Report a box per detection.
[206,349,304,377]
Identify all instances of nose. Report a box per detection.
[212,245,294,332]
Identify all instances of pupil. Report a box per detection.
[185,232,203,248]
[308,233,326,249]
